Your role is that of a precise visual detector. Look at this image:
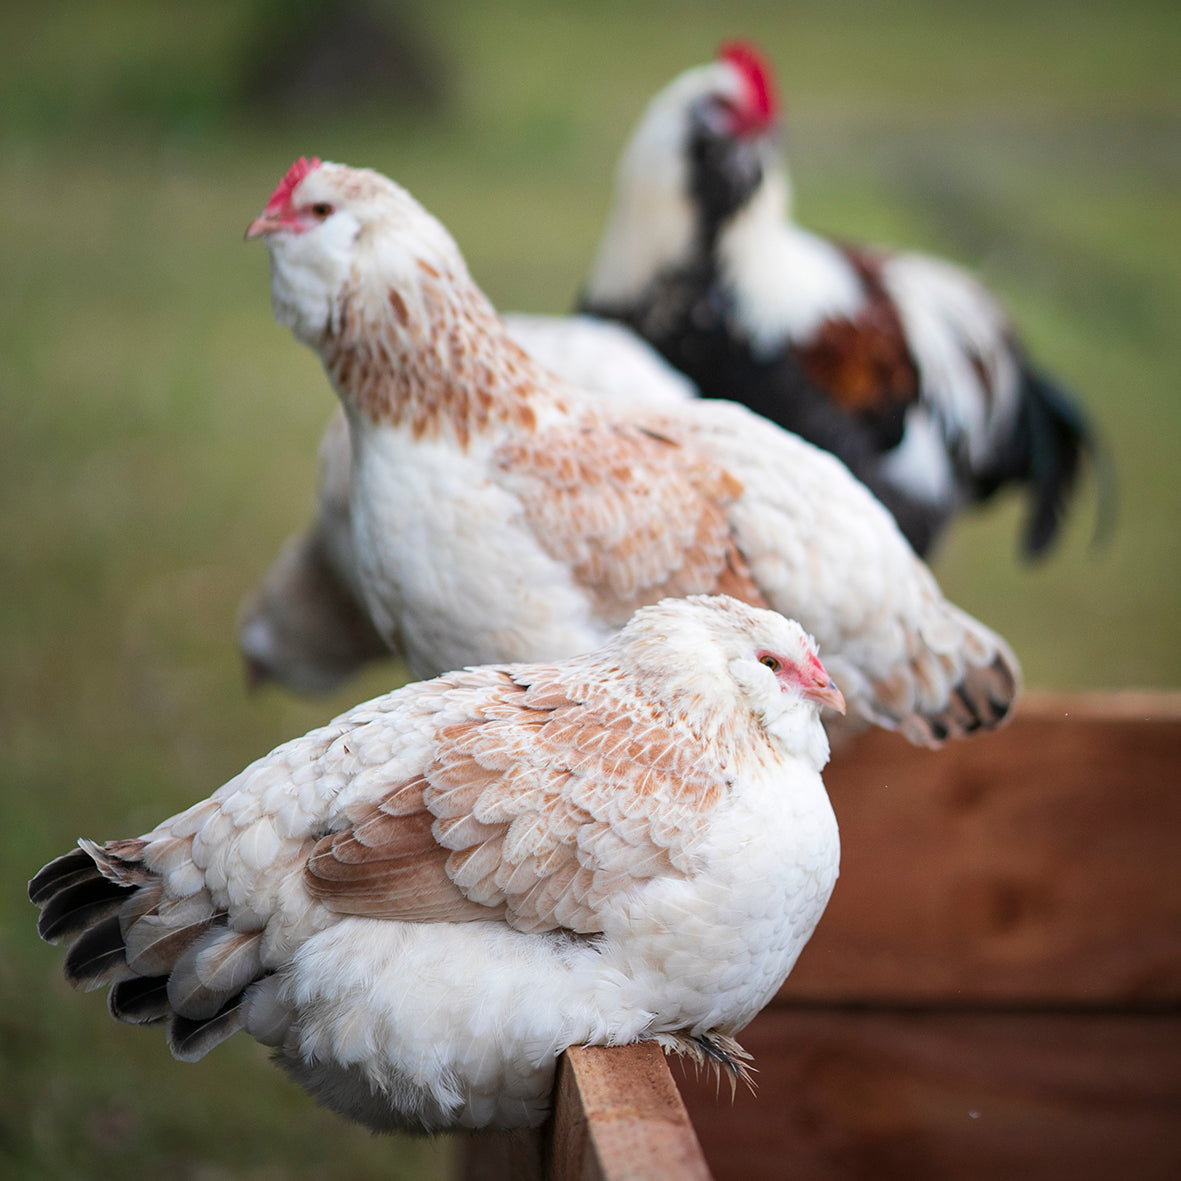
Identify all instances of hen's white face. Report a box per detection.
[619,596,843,769]
[246,159,465,347]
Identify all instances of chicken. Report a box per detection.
[31,595,844,1133]
[243,155,1020,747]
[237,314,695,694]
[580,43,1108,559]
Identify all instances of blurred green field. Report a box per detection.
[2,2,1178,1178]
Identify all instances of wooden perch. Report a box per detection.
[551,1044,714,1181]
[456,1042,712,1181]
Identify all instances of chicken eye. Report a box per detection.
[310,202,334,218]
[759,654,781,672]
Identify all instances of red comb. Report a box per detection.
[717,41,779,125]
[264,156,322,213]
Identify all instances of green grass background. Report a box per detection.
[1,1,1178,1177]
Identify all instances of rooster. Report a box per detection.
[244,156,1020,747]
[33,596,843,1132]
[580,43,1107,558]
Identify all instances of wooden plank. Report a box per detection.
[454,1128,544,1181]
[677,1007,1181,1181]
[780,691,1181,1004]
[550,1043,714,1181]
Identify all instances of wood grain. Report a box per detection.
[783,691,1181,1004]
[550,1043,714,1181]
[455,1127,544,1181]
[678,1007,1181,1181]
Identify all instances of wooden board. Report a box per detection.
[550,1043,714,1181]
[458,1043,713,1181]
[678,1008,1181,1181]
[782,692,1181,1004]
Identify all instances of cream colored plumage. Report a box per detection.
[244,157,1020,745]
[237,313,694,693]
[31,596,843,1133]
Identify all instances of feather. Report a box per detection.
[36,875,130,944]
[123,908,217,977]
[63,915,132,990]
[108,975,171,1025]
[28,847,101,906]
[166,929,264,1020]
[167,996,246,1063]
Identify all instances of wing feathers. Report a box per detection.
[493,418,762,620]
[301,671,727,934]
[306,802,497,923]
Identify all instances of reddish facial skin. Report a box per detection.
[245,156,324,239]
[758,648,846,714]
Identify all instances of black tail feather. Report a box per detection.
[109,976,172,1025]
[28,847,102,906]
[64,915,131,989]
[168,995,247,1063]
[36,874,133,944]
[1019,369,1116,558]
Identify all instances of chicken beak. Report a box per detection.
[808,677,846,715]
[244,212,281,241]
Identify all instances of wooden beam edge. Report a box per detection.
[550,1043,715,1181]
[1016,688,1181,722]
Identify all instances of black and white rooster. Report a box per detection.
[580,42,1108,558]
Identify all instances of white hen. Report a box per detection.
[32,595,843,1133]
[237,313,694,693]
[243,156,1019,746]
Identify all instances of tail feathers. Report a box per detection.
[35,868,132,945]
[109,976,171,1025]
[167,929,264,1021]
[859,601,1021,749]
[28,847,105,906]
[168,995,247,1063]
[1017,370,1115,559]
[31,838,262,1065]
[64,915,134,991]
[124,909,218,978]
[901,648,1019,747]
[658,1030,757,1098]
